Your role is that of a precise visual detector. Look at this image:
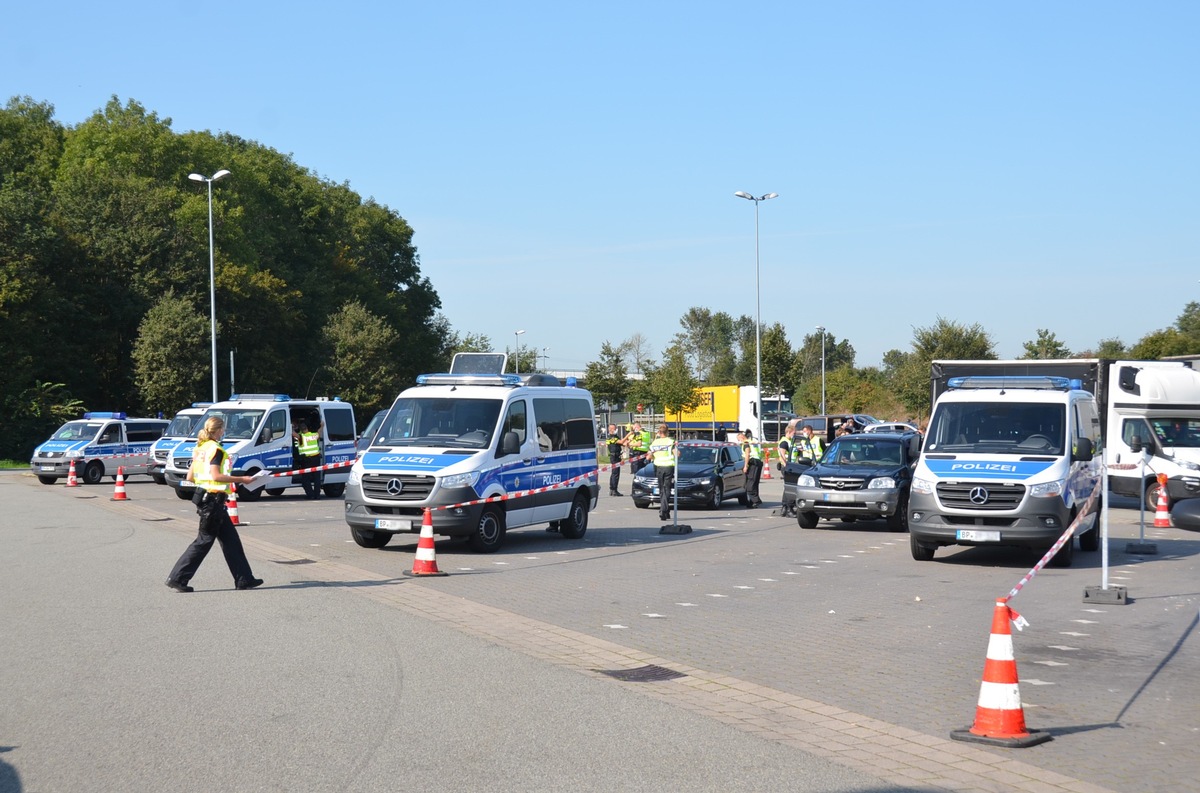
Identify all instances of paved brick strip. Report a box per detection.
[111,496,1113,793]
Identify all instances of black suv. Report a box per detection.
[791,431,922,531]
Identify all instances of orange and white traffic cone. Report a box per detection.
[951,600,1051,748]
[110,466,130,501]
[1154,473,1171,528]
[761,446,772,480]
[406,508,448,577]
[66,459,79,487]
[227,490,241,525]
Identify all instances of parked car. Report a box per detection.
[862,421,919,435]
[790,414,881,446]
[632,440,751,509]
[792,431,922,531]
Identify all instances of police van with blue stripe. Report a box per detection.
[908,375,1102,566]
[344,353,599,553]
[163,395,357,500]
[148,403,211,485]
[31,412,169,485]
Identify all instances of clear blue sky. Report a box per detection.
[5,2,1198,373]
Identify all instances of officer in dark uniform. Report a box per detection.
[606,423,624,496]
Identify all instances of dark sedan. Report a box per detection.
[632,441,751,509]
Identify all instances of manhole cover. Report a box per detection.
[273,559,316,565]
[596,664,684,682]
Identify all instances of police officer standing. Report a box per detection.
[625,422,652,476]
[740,428,763,508]
[649,425,676,521]
[293,417,323,499]
[798,425,825,462]
[606,423,624,496]
[166,416,262,592]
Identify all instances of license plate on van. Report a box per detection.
[956,530,1001,542]
[40,465,54,472]
[375,518,412,531]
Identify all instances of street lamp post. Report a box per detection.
[816,326,826,415]
[734,191,778,445]
[513,329,526,374]
[188,169,231,402]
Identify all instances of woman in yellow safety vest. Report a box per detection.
[649,425,677,521]
[165,416,263,593]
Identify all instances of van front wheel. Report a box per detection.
[558,492,589,539]
[468,506,506,553]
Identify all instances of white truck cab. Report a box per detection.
[345,354,599,553]
[163,394,357,501]
[31,412,168,485]
[909,375,1101,566]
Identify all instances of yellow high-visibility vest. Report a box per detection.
[299,430,320,457]
[191,439,232,494]
[650,436,676,467]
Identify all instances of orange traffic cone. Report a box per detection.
[227,489,241,525]
[66,459,79,487]
[405,508,448,577]
[110,466,130,501]
[761,446,772,480]
[951,600,1051,748]
[1154,473,1171,528]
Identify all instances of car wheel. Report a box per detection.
[797,511,818,529]
[1075,507,1100,552]
[237,471,262,502]
[351,526,391,549]
[840,516,857,523]
[151,473,166,485]
[1145,479,1166,512]
[266,488,285,497]
[708,481,724,509]
[910,535,936,561]
[82,461,104,485]
[634,499,651,509]
[1048,536,1075,567]
[37,475,57,485]
[323,483,346,498]
[886,495,909,532]
[468,506,506,553]
[558,492,589,539]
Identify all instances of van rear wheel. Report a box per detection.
[468,506,506,553]
[82,461,104,485]
[351,526,391,549]
[323,483,345,498]
[558,492,589,539]
[37,475,57,485]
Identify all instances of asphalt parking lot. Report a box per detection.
[2,470,1197,792]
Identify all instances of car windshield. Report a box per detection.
[165,413,202,437]
[823,438,903,466]
[52,421,101,441]
[924,402,1065,455]
[678,446,719,466]
[1149,417,1200,448]
[200,409,264,440]
[374,397,502,449]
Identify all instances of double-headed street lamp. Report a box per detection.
[734,191,778,445]
[816,326,826,415]
[188,169,231,402]
[514,329,526,374]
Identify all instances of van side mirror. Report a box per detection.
[499,430,520,457]
[1128,435,1143,454]
[907,435,922,458]
[1073,437,1094,461]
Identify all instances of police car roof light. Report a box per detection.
[84,412,127,420]
[190,402,213,408]
[416,373,523,387]
[946,375,1071,391]
[229,393,292,402]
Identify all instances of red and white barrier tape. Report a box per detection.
[1003,479,1102,603]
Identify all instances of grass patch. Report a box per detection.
[0,460,29,470]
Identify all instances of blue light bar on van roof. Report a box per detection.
[229,394,292,402]
[190,402,213,408]
[416,373,522,387]
[946,376,1072,391]
[83,412,126,420]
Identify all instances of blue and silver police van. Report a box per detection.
[148,403,211,485]
[31,412,169,485]
[163,395,357,501]
[345,354,599,553]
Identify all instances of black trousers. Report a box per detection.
[168,493,255,586]
[745,458,763,505]
[609,459,622,493]
[298,455,321,498]
[657,465,675,520]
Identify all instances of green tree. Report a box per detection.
[5,381,84,460]
[1020,329,1072,359]
[131,291,210,413]
[1091,338,1127,358]
[1129,328,1192,360]
[892,317,996,417]
[760,322,793,403]
[320,301,401,414]
[584,341,629,410]
[676,307,737,382]
[646,343,701,428]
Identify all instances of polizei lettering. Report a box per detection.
[378,455,437,465]
[949,462,1017,473]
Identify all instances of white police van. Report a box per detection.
[148,404,211,485]
[345,354,599,553]
[31,412,169,485]
[909,375,1102,567]
[164,394,357,501]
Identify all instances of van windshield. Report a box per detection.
[1149,418,1200,448]
[199,410,264,440]
[925,402,1065,455]
[165,413,203,438]
[376,398,502,449]
[52,421,102,441]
